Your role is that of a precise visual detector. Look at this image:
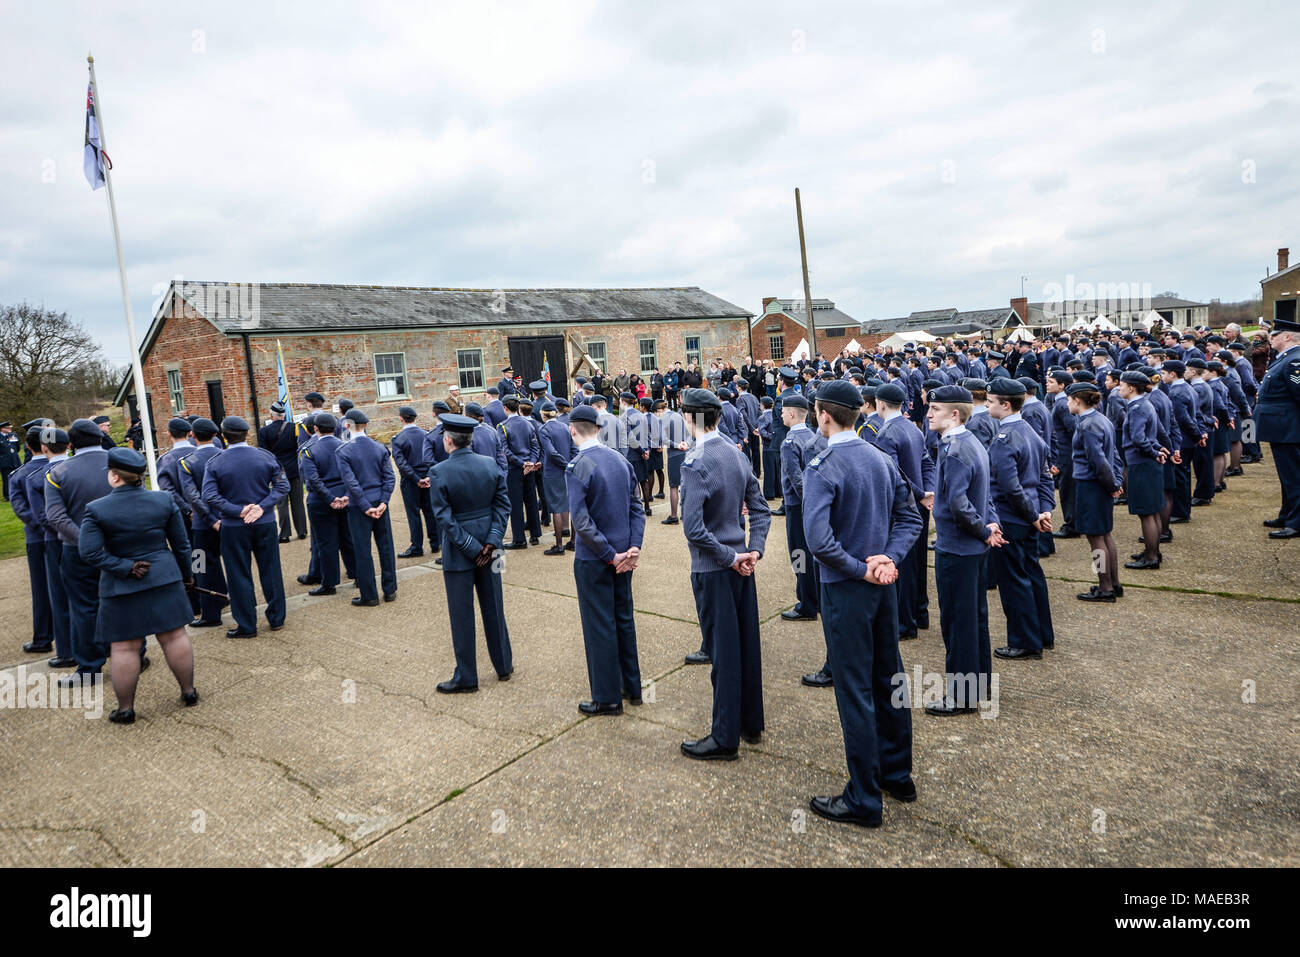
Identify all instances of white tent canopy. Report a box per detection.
[1089,314,1121,333]
[1139,309,1163,329]
[878,330,938,350]
[789,337,811,362]
[1070,316,1090,330]
[1004,326,1035,343]
[844,337,864,353]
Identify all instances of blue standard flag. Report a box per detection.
[84,79,108,189]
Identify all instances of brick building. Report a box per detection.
[1261,247,1300,329]
[750,297,877,361]
[115,281,752,437]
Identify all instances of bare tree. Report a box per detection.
[0,302,113,425]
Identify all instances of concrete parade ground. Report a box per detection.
[0,452,1296,868]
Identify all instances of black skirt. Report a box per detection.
[1073,479,1114,535]
[96,581,194,646]
[1125,460,1164,516]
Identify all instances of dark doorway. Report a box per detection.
[507,335,568,398]
[126,393,156,449]
[206,380,226,424]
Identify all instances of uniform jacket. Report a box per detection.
[337,434,395,512]
[869,412,935,500]
[299,434,350,504]
[428,448,511,571]
[178,443,223,529]
[988,415,1054,525]
[779,425,827,507]
[1254,344,1300,444]
[8,455,48,544]
[201,443,289,527]
[1071,409,1122,491]
[390,424,431,482]
[45,447,111,546]
[933,429,998,556]
[78,484,191,597]
[565,443,645,562]
[680,432,770,573]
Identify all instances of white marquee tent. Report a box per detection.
[878,330,938,350]
[789,337,811,361]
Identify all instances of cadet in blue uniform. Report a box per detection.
[336,409,398,605]
[297,414,358,595]
[868,383,934,643]
[201,415,289,637]
[79,447,198,724]
[1186,358,1217,505]
[734,378,763,477]
[45,419,114,685]
[25,428,75,667]
[0,421,20,499]
[9,426,56,657]
[803,379,922,828]
[658,401,690,526]
[1256,316,1300,538]
[390,405,439,558]
[1117,371,1170,569]
[678,389,771,760]
[428,414,513,693]
[1018,376,1056,558]
[927,386,1002,714]
[962,378,997,447]
[620,391,653,513]
[462,402,509,475]
[758,396,777,499]
[769,366,801,516]
[258,402,307,543]
[539,402,576,555]
[500,397,542,548]
[985,378,1056,659]
[157,417,199,617]
[1049,371,1080,538]
[778,393,827,633]
[565,404,646,715]
[1161,359,1202,524]
[176,417,231,625]
[1068,382,1124,601]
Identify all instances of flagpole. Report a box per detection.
[87,54,158,488]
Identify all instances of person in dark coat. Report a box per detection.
[258,402,307,542]
[78,447,198,723]
[92,415,117,450]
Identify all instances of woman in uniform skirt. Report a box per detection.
[78,447,199,723]
[1117,371,1169,570]
[1067,382,1124,602]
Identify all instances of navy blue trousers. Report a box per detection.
[61,544,104,673]
[785,505,820,618]
[991,521,1055,652]
[43,541,71,659]
[896,504,926,635]
[690,568,763,749]
[442,565,512,685]
[347,507,397,602]
[762,448,779,498]
[1271,443,1300,530]
[191,526,229,622]
[915,508,930,626]
[307,500,356,588]
[933,550,991,706]
[574,559,641,704]
[820,578,912,819]
[399,475,439,551]
[1057,470,1077,531]
[25,540,52,645]
[1170,450,1193,518]
[220,522,286,633]
[507,467,540,544]
[1192,441,1216,500]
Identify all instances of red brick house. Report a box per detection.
[751,297,880,362]
[116,281,752,437]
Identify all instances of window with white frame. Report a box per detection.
[768,335,785,361]
[167,369,184,412]
[684,335,700,366]
[457,349,485,391]
[586,340,607,373]
[638,337,657,373]
[374,352,408,399]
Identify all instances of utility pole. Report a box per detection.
[795,188,817,361]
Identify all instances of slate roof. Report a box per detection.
[753,298,860,330]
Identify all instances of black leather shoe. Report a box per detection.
[1114,584,1124,597]
[680,735,738,760]
[108,709,136,725]
[643,505,652,515]
[1191,498,1212,506]
[781,609,817,621]
[297,575,322,585]
[809,795,880,827]
[383,592,397,602]
[684,651,711,665]
[1076,587,1116,602]
[57,673,100,690]
[1215,483,1227,493]
[498,669,513,681]
[1169,516,1189,524]
[740,731,762,744]
[47,656,77,669]
[297,533,308,540]
[1264,517,1285,528]
[925,699,978,716]
[529,537,541,546]
[1042,641,1055,650]
[351,597,379,607]
[543,545,565,555]
[181,690,199,707]
[801,670,834,688]
[884,779,918,802]
[504,542,528,550]
[578,700,623,716]
[1130,551,1162,561]
[1124,557,1161,570]
[1225,467,1244,477]
[622,690,642,705]
[660,516,680,525]
[139,656,151,673]
[225,628,257,638]
[278,535,291,543]
[565,541,575,550]
[436,679,478,694]
[1052,529,1080,539]
[307,585,336,596]
[916,617,929,630]
[655,492,665,500]
[1269,527,1300,539]
[898,631,918,641]
[397,547,423,558]
[23,641,53,653]
[430,545,441,554]
[189,617,224,628]
[995,645,1042,659]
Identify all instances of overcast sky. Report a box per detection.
[3,0,1298,364]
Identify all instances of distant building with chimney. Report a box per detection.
[1262,247,1299,329]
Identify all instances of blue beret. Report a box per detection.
[760,395,774,407]
[432,400,451,413]
[315,413,338,432]
[620,391,637,402]
[782,393,809,410]
[1072,370,1097,382]
[555,397,571,408]
[167,417,192,435]
[1016,376,1040,394]
[960,378,989,392]
[681,388,722,412]
[304,392,325,404]
[987,377,1026,397]
[638,397,653,410]
[529,380,548,392]
[221,415,250,432]
[92,415,111,425]
[398,405,417,418]
[1049,370,1072,384]
[1065,381,1101,396]
[487,386,500,396]
[1186,357,1208,369]
[922,378,945,391]
[40,426,69,446]
[875,383,906,404]
[464,402,484,417]
[542,402,559,413]
[1207,360,1225,373]
[338,399,354,412]
[438,413,477,434]
[778,365,800,380]
[344,408,369,425]
[812,379,862,409]
[107,447,147,473]
[1120,371,1150,386]
[930,385,973,404]
[569,404,599,424]
[69,419,102,442]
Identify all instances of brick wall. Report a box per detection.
[750,309,872,363]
